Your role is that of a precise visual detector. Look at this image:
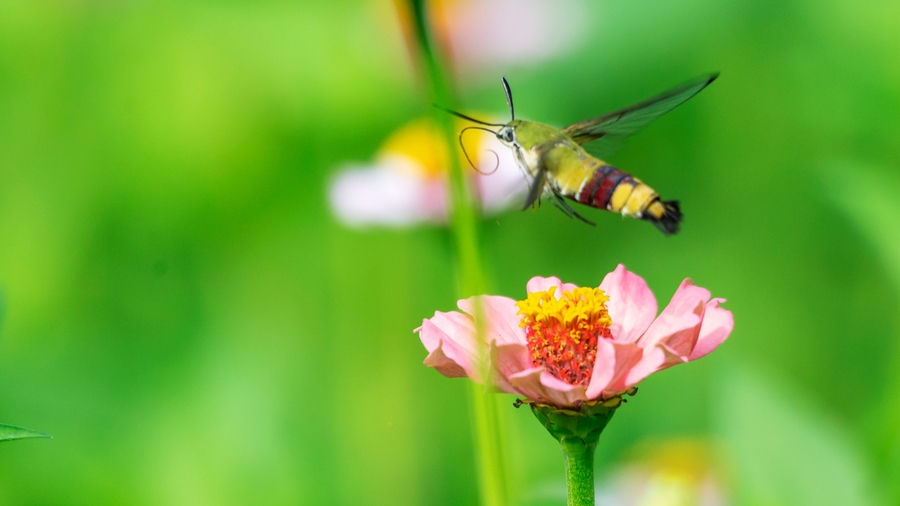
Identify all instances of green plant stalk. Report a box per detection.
[468,383,508,506]
[524,399,624,506]
[404,1,508,505]
[561,437,596,506]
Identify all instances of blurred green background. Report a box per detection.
[1,0,899,504]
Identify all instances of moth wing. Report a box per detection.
[522,164,548,210]
[561,74,718,160]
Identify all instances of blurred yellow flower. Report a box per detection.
[596,439,729,506]
[328,116,525,226]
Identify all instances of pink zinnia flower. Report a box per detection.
[417,265,733,407]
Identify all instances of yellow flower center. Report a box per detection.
[515,286,612,387]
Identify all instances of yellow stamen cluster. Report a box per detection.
[516,286,612,386]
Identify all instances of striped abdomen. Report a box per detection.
[573,163,636,211]
[570,161,683,235]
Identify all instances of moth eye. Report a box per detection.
[503,130,513,142]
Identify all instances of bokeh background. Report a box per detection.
[1,0,899,504]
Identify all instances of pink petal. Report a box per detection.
[585,338,616,398]
[502,367,544,400]
[508,368,588,407]
[638,280,709,354]
[620,344,685,389]
[599,264,658,344]
[418,311,480,381]
[423,339,468,378]
[490,341,535,395]
[655,321,704,360]
[458,295,527,346]
[689,298,733,360]
[589,341,644,397]
[525,276,578,297]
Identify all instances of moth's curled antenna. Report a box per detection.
[477,150,500,176]
[459,126,500,175]
[501,77,515,121]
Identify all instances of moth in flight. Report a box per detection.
[445,74,718,234]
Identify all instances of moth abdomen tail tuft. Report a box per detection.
[646,199,682,235]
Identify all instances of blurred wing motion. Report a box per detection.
[562,73,719,160]
[521,142,555,210]
[522,166,547,210]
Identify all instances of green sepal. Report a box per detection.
[0,423,51,443]
[514,388,636,447]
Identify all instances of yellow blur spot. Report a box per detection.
[378,118,448,179]
[625,439,724,506]
[376,117,490,179]
[636,472,702,506]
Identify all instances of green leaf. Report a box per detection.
[0,296,50,445]
[714,364,876,506]
[0,423,51,443]
[820,160,900,501]
[820,160,900,287]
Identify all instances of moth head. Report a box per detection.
[497,125,516,146]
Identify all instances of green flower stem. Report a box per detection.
[404,2,507,506]
[469,383,508,506]
[523,397,631,506]
[561,437,596,506]
[404,0,483,292]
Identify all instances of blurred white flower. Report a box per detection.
[328,117,526,227]
[437,0,589,74]
[596,439,729,506]
[389,0,588,77]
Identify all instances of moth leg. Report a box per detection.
[552,191,596,226]
[548,193,574,219]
